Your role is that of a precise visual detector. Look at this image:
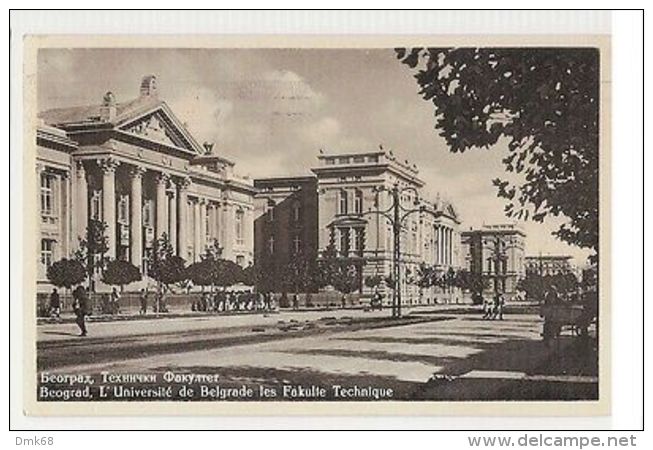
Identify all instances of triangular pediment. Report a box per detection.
[117,103,202,155]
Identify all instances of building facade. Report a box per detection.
[36,75,255,292]
[311,149,463,305]
[460,224,526,300]
[524,255,574,276]
[253,176,319,283]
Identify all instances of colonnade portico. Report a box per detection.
[74,157,236,269]
[434,223,455,267]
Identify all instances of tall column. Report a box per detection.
[177,177,191,259]
[215,202,222,246]
[245,207,254,260]
[443,227,448,265]
[199,199,207,252]
[75,161,88,247]
[193,199,201,261]
[61,172,70,256]
[155,173,169,239]
[449,229,453,265]
[129,166,145,267]
[206,203,215,243]
[223,202,234,260]
[168,187,177,254]
[100,158,119,259]
[447,228,451,265]
[436,225,444,264]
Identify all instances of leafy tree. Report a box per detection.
[279,251,316,295]
[73,219,110,289]
[315,244,362,294]
[248,259,279,293]
[517,271,579,302]
[415,263,436,289]
[185,259,215,288]
[365,275,384,289]
[454,269,487,304]
[47,258,86,290]
[396,47,599,253]
[212,259,245,288]
[241,263,257,287]
[148,233,187,292]
[102,259,142,290]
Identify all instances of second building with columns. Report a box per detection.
[36,75,255,292]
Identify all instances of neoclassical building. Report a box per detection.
[254,149,463,304]
[36,75,255,292]
[460,223,527,299]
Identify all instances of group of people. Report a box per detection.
[192,291,275,313]
[137,288,167,315]
[481,294,506,320]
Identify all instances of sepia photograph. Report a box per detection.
[24,36,608,414]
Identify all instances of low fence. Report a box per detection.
[36,290,364,317]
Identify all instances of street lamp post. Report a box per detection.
[490,236,508,298]
[362,183,442,318]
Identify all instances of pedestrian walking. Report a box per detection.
[482,297,492,319]
[72,285,88,337]
[341,294,347,309]
[110,287,121,314]
[139,288,148,315]
[48,288,61,318]
[292,293,299,310]
[496,294,505,320]
[490,294,500,320]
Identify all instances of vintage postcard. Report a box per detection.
[22,34,610,416]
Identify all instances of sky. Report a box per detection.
[37,48,593,265]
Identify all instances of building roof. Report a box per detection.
[39,95,167,127]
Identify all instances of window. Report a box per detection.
[337,157,350,165]
[339,228,350,256]
[353,190,363,214]
[41,239,54,273]
[142,200,153,227]
[292,202,301,222]
[235,210,244,245]
[292,235,301,254]
[353,228,364,256]
[368,155,379,163]
[236,255,244,267]
[266,200,275,221]
[40,173,54,216]
[90,191,102,220]
[325,158,335,165]
[117,194,129,224]
[353,156,365,163]
[267,235,275,254]
[338,190,348,215]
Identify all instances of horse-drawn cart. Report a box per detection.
[540,296,598,342]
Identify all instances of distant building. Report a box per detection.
[460,224,526,300]
[525,255,574,276]
[36,75,255,292]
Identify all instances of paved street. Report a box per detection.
[37,308,598,401]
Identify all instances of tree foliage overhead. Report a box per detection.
[46,258,86,289]
[396,47,599,252]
